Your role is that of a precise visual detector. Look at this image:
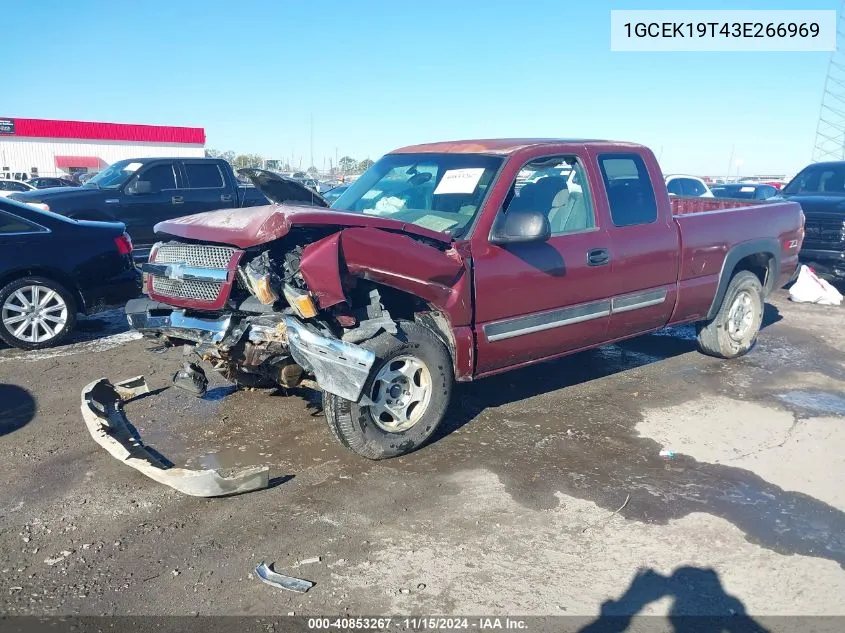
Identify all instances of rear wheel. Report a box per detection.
[323,321,453,460]
[0,276,77,350]
[696,271,764,359]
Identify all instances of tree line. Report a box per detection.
[204,150,374,176]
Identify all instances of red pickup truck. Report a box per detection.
[125,139,804,460]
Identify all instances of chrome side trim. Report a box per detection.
[141,262,229,282]
[484,300,612,342]
[483,287,669,342]
[285,316,376,403]
[611,288,667,314]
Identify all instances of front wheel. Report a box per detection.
[695,271,764,359]
[323,321,453,460]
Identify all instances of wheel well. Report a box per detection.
[0,267,83,311]
[732,252,774,293]
[367,283,458,367]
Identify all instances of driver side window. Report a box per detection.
[136,164,177,193]
[505,156,596,235]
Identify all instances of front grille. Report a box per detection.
[151,277,222,302]
[803,216,845,249]
[153,243,236,269]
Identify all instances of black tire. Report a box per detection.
[323,321,453,460]
[696,271,764,359]
[0,276,77,350]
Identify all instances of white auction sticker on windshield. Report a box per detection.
[740,186,755,192]
[123,162,143,172]
[413,215,459,232]
[434,168,485,195]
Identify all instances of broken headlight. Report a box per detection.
[283,284,318,319]
[241,265,280,305]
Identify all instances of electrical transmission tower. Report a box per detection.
[813,3,845,162]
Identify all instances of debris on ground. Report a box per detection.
[297,556,322,566]
[81,376,269,497]
[172,362,209,396]
[659,449,676,458]
[788,265,844,306]
[254,561,314,593]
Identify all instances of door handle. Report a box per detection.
[587,248,610,266]
[171,196,184,205]
[220,193,233,202]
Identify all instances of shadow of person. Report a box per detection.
[579,567,769,633]
[0,384,36,437]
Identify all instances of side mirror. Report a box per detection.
[126,180,152,195]
[490,209,551,245]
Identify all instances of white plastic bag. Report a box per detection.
[788,265,843,306]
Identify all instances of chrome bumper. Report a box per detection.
[125,298,232,344]
[284,316,376,402]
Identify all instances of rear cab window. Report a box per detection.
[184,163,225,188]
[597,154,658,226]
[681,178,706,197]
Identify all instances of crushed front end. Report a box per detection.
[127,237,376,401]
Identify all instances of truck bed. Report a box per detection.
[668,197,803,324]
[671,196,762,215]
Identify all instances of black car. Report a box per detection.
[8,158,269,259]
[780,162,845,280]
[0,198,141,350]
[29,177,80,189]
[710,183,779,201]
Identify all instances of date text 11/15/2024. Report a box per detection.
[306,617,529,630]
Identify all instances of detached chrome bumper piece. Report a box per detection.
[284,316,376,402]
[125,298,232,344]
[81,376,269,497]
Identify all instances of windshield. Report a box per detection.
[331,152,503,237]
[782,164,845,196]
[83,159,145,190]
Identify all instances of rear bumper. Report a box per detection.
[80,266,142,313]
[125,297,232,343]
[799,249,845,279]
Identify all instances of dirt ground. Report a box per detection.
[1,290,844,618]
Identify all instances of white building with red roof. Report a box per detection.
[0,117,205,180]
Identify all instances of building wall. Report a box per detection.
[0,137,205,178]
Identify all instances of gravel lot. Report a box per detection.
[1,290,844,618]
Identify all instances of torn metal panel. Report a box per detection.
[298,227,472,326]
[255,562,314,593]
[81,377,269,497]
[299,233,345,308]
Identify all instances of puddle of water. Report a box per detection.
[202,385,237,401]
[778,390,845,416]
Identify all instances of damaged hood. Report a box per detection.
[237,168,330,207]
[154,204,454,248]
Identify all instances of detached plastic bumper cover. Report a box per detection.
[81,376,269,497]
[284,316,376,402]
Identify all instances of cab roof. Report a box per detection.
[390,138,646,156]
